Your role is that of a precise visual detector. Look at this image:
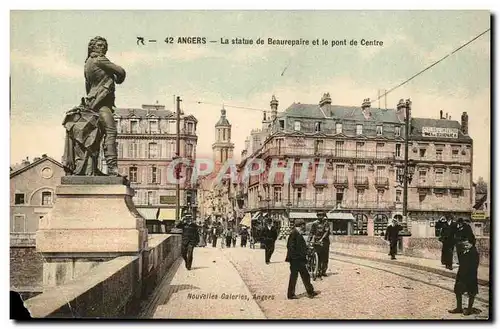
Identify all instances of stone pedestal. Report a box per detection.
[36,176,147,288]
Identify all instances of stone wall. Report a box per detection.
[330,235,490,266]
[24,234,181,318]
[10,247,44,297]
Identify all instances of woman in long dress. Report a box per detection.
[448,218,480,316]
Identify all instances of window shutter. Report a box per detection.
[145,143,150,159]
[140,143,145,159]
[159,142,163,158]
[158,167,162,185]
[128,143,133,158]
[148,167,153,184]
[118,142,123,158]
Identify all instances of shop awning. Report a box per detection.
[289,212,318,219]
[157,208,176,222]
[137,208,159,220]
[240,213,252,227]
[327,212,355,221]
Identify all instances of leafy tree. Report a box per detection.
[476,177,488,195]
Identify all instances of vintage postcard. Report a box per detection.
[9,10,491,320]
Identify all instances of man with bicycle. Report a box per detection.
[308,212,331,277]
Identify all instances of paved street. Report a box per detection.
[152,242,490,320]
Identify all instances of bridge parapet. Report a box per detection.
[25,234,181,318]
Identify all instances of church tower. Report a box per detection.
[212,106,235,169]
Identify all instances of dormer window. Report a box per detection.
[149,120,158,133]
[376,125,383,136]
[395,126,401,137]
[336,123,342,134]
[279,120,285,130]
[294,121,301,131]
[315,122,321,132]
[356,124,363,135]
[130,120,139,134]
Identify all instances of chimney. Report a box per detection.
[270,95,279,121]
[440,110,443,119]
[446,112,449,120]
[319,92,332,107]
[21,157,30,166]
[461,112,469,135]
[263,111,267,121]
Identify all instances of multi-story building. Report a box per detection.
[10,155,65,245]
[112,103,198,231]
[238,94,473,237]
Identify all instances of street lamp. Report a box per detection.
[398,98,416,222]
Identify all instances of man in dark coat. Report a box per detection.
[308,212,331,277]
[285,220,318,299]
[448,218,479,316]
[439,215,456,270]
[240,226,249,247]
[211,223,219,248]
[262,217,278,264]
[385,218,402,260]
[176,214,199,270]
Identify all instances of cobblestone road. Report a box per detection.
[152,243,490,320]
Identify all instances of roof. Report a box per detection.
[215,108,231,127]
[114,108,198,122]
[279,103,403,123]
[410,118,471,142]
[10,156,64,179]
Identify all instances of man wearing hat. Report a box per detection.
[286,219,318,299]
[438,215,456,270]
[261,215,278,264]
[175,214,200,270]
[308,211,331,277]
[384,217,402,260]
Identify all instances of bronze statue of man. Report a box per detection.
[62,36,126,176]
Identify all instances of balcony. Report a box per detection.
[261,147,395,160]
[333,176,348,187]
[408,203,471,212]
[10,232,36,247]
[354,176,369,187]
[417,180,466,190]
[374,177,389,188]
[338,201,395,210]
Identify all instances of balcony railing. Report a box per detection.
[10,232,36,247]
[417,180,466,189]
[408,203,472,212]
[253,199,395,210]
[354,176,369,186]
[333,176,348,186]
[374,177,389,187]
[261,147,395,160]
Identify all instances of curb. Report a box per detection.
[331,251,489,286]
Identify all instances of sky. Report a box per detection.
[10,10,491,182]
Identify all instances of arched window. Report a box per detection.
[41,191,53,206]
[353,214,368,235]
[374,214,389,236]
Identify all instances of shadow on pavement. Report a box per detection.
[190,266,209,270]
[159,284,201,306]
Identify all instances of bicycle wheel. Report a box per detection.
[310,252,319,281]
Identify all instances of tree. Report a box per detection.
[476,177,488,195]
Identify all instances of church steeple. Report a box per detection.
[212,106,234,166]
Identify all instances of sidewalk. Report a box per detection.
[275,241,489,285]
[152,246,266,319]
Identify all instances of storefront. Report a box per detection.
[327,212,355,235]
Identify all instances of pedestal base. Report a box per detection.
[36,176,147,287]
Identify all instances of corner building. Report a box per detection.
[239,94,473,237]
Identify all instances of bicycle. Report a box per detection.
[306,242,321,281]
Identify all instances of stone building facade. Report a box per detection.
[111,104,198,229]
[10,155,65,243]
[237,94,473,237]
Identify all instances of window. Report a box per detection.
[419,148,426,157]
[296,188,302,201]
[451,170,459,184]
[168,120,176,134]
[41,191,52,206]
[273,187,282,202]
[130,120,139,133]
[435,169,444,183]
[377,189,384,204]
[151,166,158,184]
[395,144,401,157]
[356,165,366,179]
[279,120,285,130]
[223,129,226,141]
[14,193,25,205]
[376,125,383,136]
[129,167,138,183]
[374,214,389,236]
[186,143,193,158]
[419,170,427,184]
[186,122,194,134]
[315,122,321,132]
[12,215,25,232]
[314,140,323,154]
[356,189,365,204]
[335,141,344,157]
[396,190,402,203]
[452,149,459,160]
[128,142,139,158]
[436,149,443,161]
[395,126,401,137]
[148,143,158,159]
[356,124,363,135]
[334,123,342,134]
[335,189,344,207]
[149,120,159,133]
[315,188,324,205]
[376,143,384,158]
[335,165,345,180]
[147,191,154,205]
[294,121,301,131]
[356,142,364,158]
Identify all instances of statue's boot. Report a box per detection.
[104,142,120,176]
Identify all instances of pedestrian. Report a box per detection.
[232,229,237,247]
[211,224,218,248]
[262,217,278,264]
[448,218,480,316]
[175,214,199,270]
[308,212,331,277]
[439,215,456,270]
[226,227,233,248]
[285,219,319,299]
[384,218,402,260]
[240,226,249,247]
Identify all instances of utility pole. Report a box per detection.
[176,96,182,223]
[403,99,411,222]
